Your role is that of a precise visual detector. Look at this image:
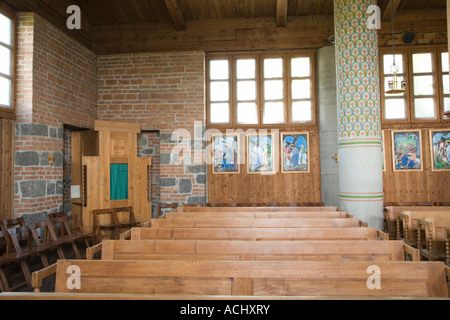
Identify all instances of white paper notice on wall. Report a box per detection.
[71,185,80,199]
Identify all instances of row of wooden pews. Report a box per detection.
[384,204,450,265]
[1,205,449,300]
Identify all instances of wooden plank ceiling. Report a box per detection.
[2,0,448,54]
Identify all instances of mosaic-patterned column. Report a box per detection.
[334,0,383,229]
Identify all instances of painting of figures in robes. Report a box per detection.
[247,133,275,174]
[391,130,423,172]
[212,134,240,174]
[430,129,450,171]
[281,132,310,173]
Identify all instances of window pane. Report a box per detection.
[292,80,311,99]
[412,53,432,73]
[210,81,229,101]
[291,57,310,77]
[237,103,258,124]
[264,80,283,100]
[0,45,11,75]
[444,98,450,112]
[414,98,435,119]
[237,80,256,101]
[0,13,12,46]
[210,103,230,123]
[0,76,11,107]
[442,52,449,73]
[263,102,284,124]
[443,75,449,95]
[385,99,406,119]
[292,101,312,122]
[383,54,403,74]
[210,60,229,80]
[237,59,255,79]
[413,76,434,96]
[264,58,283,78]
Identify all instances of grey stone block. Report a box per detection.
[15,151,40,166]
[178,178,192,194]
[20,123,48,137]
[196,174,206,184]
[160,178,177,187]
[187,196,206,205]
[140,148,154,155]
[20,180,46,198]
[160,154,171,165]
[185,165,206,174]
[47,182,56,195]
[56,180,63,195]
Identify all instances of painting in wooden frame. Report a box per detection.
[211,134,240,174]
[391,130,423,172]
[429,129,450,171]
[246,133,276,174]
[280,132,310,173]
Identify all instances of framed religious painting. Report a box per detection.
[211,134,240,174]
[280,132,310,173]
[246,133,276,174]
[429,129,450,171]
[391,130,423,172]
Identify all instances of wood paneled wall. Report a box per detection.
[207,129,322,204]
[382,127,450,203]
[0,117,15,220]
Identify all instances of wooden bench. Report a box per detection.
[446,228,450,266]
[384,206,450,240]
[130,227,386,241]
[149,218,363,228]
[45,259,448,298]
[98,239,419,262]
[176,206,339,213]
[163,211,349,220]
[417,218,450,261]
[398,211,450,247]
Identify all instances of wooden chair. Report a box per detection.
[27,220,66,261]
[52,215,93,259]
[1,218,26,252]
[417,218,450,261]
[93,207,138,243]
[157,203,178,219]
[0,229,11,292]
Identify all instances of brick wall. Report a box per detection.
[97,52,207,205]
[14,13,97,220]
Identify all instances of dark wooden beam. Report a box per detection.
[382,0,402,22]
[164,0,186,31]
[276,0,289,27]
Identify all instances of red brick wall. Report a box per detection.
[97,52,207,205]
[14,13,97,218]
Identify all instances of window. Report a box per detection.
[0,10,14,112]
[207,52,316,128]
[381,47,447,123]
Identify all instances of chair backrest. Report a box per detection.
[27,220,59,244]
[5,226,30,254]
[48,212,65,221]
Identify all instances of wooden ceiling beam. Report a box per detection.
[382,0,402,22]
[164,0,186,31]
[276,0,289,27]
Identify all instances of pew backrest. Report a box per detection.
[100,239,411,261]
[175,206,339,213]
[54,259,448,298]
[163,211,349,219]
[149,218,362,228]
[130,227,381,241]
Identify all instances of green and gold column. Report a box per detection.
[334,0,383,229]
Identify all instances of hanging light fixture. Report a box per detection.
[385,0,406,94]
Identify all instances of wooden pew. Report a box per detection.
[398,211,450,247]
[49,259,448,298]
[175,206,339,213]
[99,239,420,262]
[417,218,450,261]
[446,228,450,266]
[130,227,386,241]
[163,211,349,219]
[149,218,363,229]
[384,206,450,240]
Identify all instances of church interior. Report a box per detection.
[0,0,449,301]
